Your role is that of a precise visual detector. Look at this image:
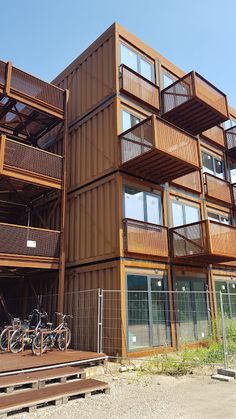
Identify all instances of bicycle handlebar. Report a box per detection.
[55,312,73,319]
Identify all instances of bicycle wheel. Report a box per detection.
[58,327,71,351]
[0,328,10,351]
[31,333,47,356]
[10,329,23,353]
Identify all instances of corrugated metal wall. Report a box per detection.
[56,33,116,123]
[66,174,120,265]
[68,100,118,190]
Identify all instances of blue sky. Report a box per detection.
[2,0,236,108]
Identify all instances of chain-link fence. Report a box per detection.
[2,288,236,367]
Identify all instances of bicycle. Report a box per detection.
[31,312,72,356]
[0,316,21,351]
[10,309,48,354]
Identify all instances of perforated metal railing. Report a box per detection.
[171,220,236,259]
[120,64,160,109]
[120,117,153,163]
[123,218,169,257]
[162,73,193,113]
[4,139,63,180]
[204,173,232,205]
[162,71,228,117]
[0,60,64,111]
[170,221,208,258]
[225,126,236,150]
[0,223,60,258]
[120,115,199,168]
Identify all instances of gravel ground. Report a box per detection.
[10,368,236,419]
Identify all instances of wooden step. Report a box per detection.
[0,378,109,417]
[0,366,86,394]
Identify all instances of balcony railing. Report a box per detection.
[0,223,60,268]
[172,171,202,193]
[225,126,236,159]
[0,60,64,117]
[120,64,160,110]
[0,60,64,141]
[204,173,232,206]
[170,220,236,263]
[119,115,199,183]
[201,126,225,148]
[161,71,229,135]
[123,219,168,258]
[0,135,62,189]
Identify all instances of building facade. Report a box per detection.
[2,23,236,358]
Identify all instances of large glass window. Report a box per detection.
[224,119,236,131]
[229,160,236,184]
[202,151,225,179]
[171,199,200,227]
[120,43,154,82]
[176,276,210,342]
[124,186,162,225]
[122,110,141,132]
[127,273,170,350]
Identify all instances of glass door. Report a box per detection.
[127,273,170,350]
[176,277,209,343]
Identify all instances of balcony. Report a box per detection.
[123,219,168,258]
[225,126,236,159]
[120,64,160,110]
[0,135,62,189]
[170,220,236,264]
[201,126,225,148]
[0,60,64,141]
[0,223,60,269]
[161,72,229,135]
[204,173,232,206]
[119,115,199,184]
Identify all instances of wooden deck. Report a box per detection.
[0,350,106,375]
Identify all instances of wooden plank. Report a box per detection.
[0,379,109,415]
[0,367,85,393]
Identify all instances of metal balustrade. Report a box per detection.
[119,115,199,184]
[120,64,160,110]
[170,220,236,263]
[162,71,229,135]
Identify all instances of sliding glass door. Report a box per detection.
[127,273,170,350]
[175,277,210,343]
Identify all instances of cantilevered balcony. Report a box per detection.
[0,223,60,269]
[0,60,64,141]
[119,115,200,183]
[123,219,168,258]
[204,173,232,206]
[120,64,160,110]
[225,126,236,159]
[170,220,236,264]
[161,72,229,135]
[0,134,62,189]
[201,126,225,148]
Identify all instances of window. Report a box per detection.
[207,211,231,225]
[224,119,236,130]
[124,186,162,225]
[162,70,176,88]
[127,273,170,350]
[202,151,225,179]
[215,280,236,318]
[171,199,200,227]
[229,161,236,184]
[122,109,141,132]
[120,43,154,82]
